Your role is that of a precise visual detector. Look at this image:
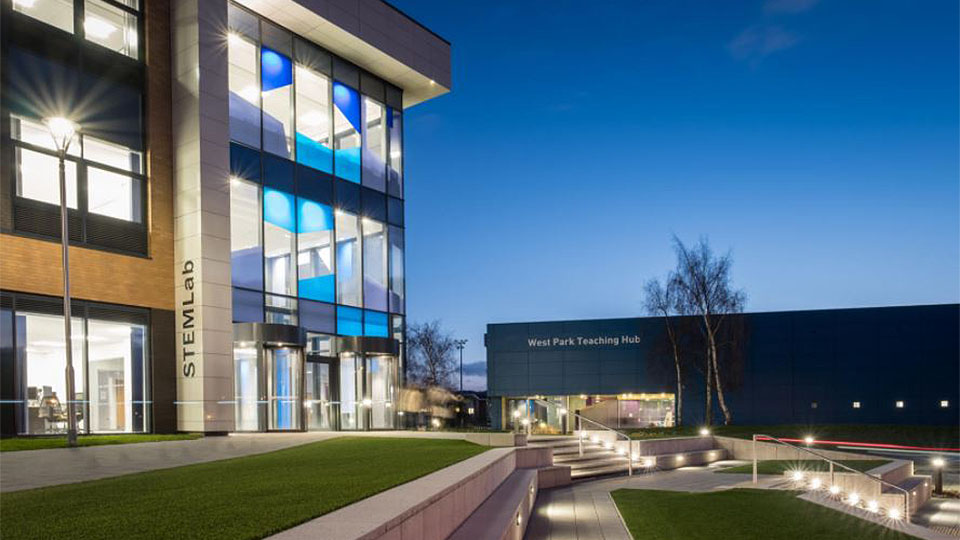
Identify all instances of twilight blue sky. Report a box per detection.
[393,0,960,390]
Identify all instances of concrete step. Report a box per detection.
[558,454,628,469]
[448,468,538,540]
[571,461,631,479]
[552,446,612,459]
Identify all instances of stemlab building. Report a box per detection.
[1,0,449,434]
[486,304,960,431]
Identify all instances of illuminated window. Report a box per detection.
[295,66,333,173]
[941,400,950,408]
[388,225,405,313]
[263,188,297,297]
[261,47,294,158]
[230,178,263,290]
[895,401,904,409]
[387,107,403,197]
[335,210,362,307]
[852,401,861,409]
[13,0,75,34]
[297,198,335,303]
[228,31,260,148]
[333,82,361,182]
[362,97,386,191]
[84,0,139,59]
[362,218,387,311]
[87,166,142,222]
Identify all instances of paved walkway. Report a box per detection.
[526,460,957,540]
[525,461,773,539]
[0,431,467,492]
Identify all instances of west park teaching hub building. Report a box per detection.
[486,305,960,432]
[0,0,450,435]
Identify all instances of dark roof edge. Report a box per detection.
[485,303,960,329]
[380,0,451,46]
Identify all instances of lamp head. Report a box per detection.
[44,117,78,153]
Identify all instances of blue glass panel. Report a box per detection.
[263,188,295,231]
[297,199,333,233]
[337,306,363,336]
[333,82,361,131]
[336,238,355,279]
[232,288,264,323]
[335,147,361,182]
[364,310,389,337]
[299,276,335,302]
[296,132,333,174]
[261,48,292,91]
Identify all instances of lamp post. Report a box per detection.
[45,117,79,448]
[454,339,467,392]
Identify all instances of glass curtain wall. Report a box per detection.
[339,353,361,429]
[13,0,140,59]
[366,355,396,429]
[263,188,296,297]
[388,225,404,313]
[234,345,261,431]
[228,31,260,148]
[387,107,403,197]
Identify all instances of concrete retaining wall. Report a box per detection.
[714,436,888,462]
[465,433,527,447]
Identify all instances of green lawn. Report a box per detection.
[1,437,486,539]
[0,433,203,452]
[611,488,919,540]
[627,424,959,448]
[716,459,889,475]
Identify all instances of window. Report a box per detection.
[810,402,818,409]
[232,288,263,323]
[11,115,146,225]
[263,188,297,297]
[387,107,403,197]
[228,31,260,148]
[333,82,361,182]
[361,97,386,191]
[87,167,142,222]
[335,210,362,307]
[940,400,950,408]
[297,198,335,302]
[18,312,85,434]
[265,294,297,325]
[8,305,148,435]
[295,66,333,173]
[300,300,335,333]
[230,178,263,290]
[362,218,387,311]
[895,400,904,409]
[15,147,79,208]
[84,0,139,59]
[261,47,294,159]
[13,0,74,34]
[86,319,147,432]
[852,401,861,409]
[389,225,405,313]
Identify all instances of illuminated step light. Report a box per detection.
[616,448,626,456]
[867,500,879,513]
[847,492,860,506]
[829,485,840,495]
[810,478,822,490]
[84,17,118,39]
[792,471,804,482]
[676,455,685,463]
[644,458,656,468]
[887,508,901,520]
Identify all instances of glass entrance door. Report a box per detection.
[305,360,337,430]
[266,347,302,431]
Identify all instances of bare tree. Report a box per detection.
[644,278,685,426]
[670,236,746,425]
[407,321,457,389]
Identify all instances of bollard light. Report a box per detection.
[699,428,710,436]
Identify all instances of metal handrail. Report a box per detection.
[752,433,910,520]
[532,398,634,476]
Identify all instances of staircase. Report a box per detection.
[528,436,631,480]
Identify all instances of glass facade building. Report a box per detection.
[0,0,450,434]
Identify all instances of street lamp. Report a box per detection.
[454,339,467,392]
[44,116,79,448]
